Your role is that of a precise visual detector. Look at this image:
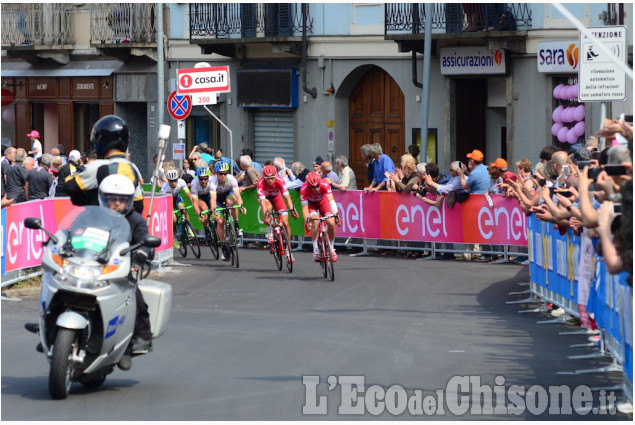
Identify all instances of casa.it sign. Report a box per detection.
[440,47,506,75]
[537,41,579,73]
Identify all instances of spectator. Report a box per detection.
[313,156,324,173]
[26,153,54,200]
[460,150,489,194]
[490,158,517,185]
[425,160,464,198]
[214,148,240,174]
[2,146,16,185]
[539,145,559,165]
[486,163,503,195]
[48,156,63,197]
[51,144,67,165]
[191,142,214,164]
[364,143,395,192]
[407,144,420,162]
[388,154,419,194]
[291,161,310,183]
[330,155,357,191]
[320,161,339,184]
[237,155,262,193]
[360,144,374,187]
[183,158,196,179]
[55,150,84,198]
[585,136,600,152]
[274,157,295,182]
[27,130,42,164]
[151,153,167,185]
[240,148,263,173]
[5,148,30,203]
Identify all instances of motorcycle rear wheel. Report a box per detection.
[49,328,78,400]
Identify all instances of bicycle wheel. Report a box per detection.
[207,224,219,260]
[326,246,335,282]
[319,233,328,278]
[226,222,239,268]
[281,227,293,273]
[273,228,283,271]
[175,222,187,257]
[184,221,201,259]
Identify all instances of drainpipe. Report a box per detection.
[412,51,423,88]
[421,3,433,139]
[301,4,317,99]
[412,4,422,88]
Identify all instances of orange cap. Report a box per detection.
[467,149,484,162]
[489,158,508,169]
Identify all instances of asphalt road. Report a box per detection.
[1,246,628,420]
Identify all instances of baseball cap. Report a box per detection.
[27,130,40,138]
[489,158,508,169]
[68,150,82,161]
[467,149,484,162]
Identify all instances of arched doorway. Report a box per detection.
[349,67,405,189]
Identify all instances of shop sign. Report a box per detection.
[537,41,579,73]
[1,89,15,107]
[440,47,506,75]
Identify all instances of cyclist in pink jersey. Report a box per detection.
[258,165,299,251]
[299,171,341,262]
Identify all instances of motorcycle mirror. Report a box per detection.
[143,235,161,248]
[24,217,43,229]
[24,217,59,245]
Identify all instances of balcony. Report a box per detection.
[1,4,157,64]
[189,3,313,58]
[384,3,532,54]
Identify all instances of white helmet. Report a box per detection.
[166,169,179,181]
[98,174,135,215]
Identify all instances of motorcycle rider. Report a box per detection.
[98,175,154,364]
[64,115,145,214]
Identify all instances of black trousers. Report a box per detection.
[134,287,152,340]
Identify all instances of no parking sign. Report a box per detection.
[328,129,334,151]
[167,91,192,121]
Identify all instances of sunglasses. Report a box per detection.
[217,172,227,176]
[106,196,128,203]
[199,177,209,181]
[264,176,276,180]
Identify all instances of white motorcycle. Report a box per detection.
[24,206,172,400]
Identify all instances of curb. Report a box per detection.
[2,286,41,299]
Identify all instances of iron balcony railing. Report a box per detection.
[90,4,157,44]
[190,3,313,39]
[1,4,74,46]
[385,3,532,34]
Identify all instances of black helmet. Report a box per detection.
[89,115,129,158]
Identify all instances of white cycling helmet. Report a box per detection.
[98,174,135,215]
[166,169,179,181]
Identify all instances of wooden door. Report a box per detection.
[349,67,404,188]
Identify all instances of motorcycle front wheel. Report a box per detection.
[49,328,79,400]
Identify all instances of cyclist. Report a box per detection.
[210,161,246,260]
[160,168,193,224]
[191,166,214,238]
[299,171,341,262]
[257,165,300,262]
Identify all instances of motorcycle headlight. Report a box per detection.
[58,264,108,290]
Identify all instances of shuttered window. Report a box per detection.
[253,110,295,165]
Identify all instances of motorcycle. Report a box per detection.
[23,206,172,400]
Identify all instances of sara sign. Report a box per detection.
[440,47,506,75]
[537,41,579,73]
[177,65,230,95]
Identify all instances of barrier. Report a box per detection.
[1,194,174,276]
[526,214,633,404]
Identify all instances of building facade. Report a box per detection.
[1,3,632,184]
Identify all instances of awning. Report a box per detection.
[0,60,123,77]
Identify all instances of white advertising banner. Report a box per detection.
[537,41,580,73]
[440,47,506,75]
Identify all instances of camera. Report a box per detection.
[587,168,602,181]
[613,202,622,215]
[604,165,627,176]
[577,160,592,168]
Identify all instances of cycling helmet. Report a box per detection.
[262,165,278,178]
[98,174,135,215]
[89,115,129,158]
[166,169,179,181]
[215,161,230,173]
[196,167,211,177]
[306,171,322,187]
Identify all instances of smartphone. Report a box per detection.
[587,168,602,181]
[604,165,627,176]
[577,160,592,168]
[538,178,547,187]
[562,165,570,177]
[555,190,573,198]
[620,113,633,124]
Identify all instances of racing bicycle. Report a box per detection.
[311,215,335,281]
[267,211,293,273]
[199,208,220,260]
[214,204,242,268]
[173,208,201,259]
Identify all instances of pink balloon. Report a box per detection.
[573,104,585,121]
[552,122,564,136]
[553,84,565,99]
[557,126,569,143]
[574,121,586,137]
[566,107,576,122]
[552,105,564,122]
[561,107,572,123]
[2,108,14,123]
[571,84,579,98]
[567,128,578,144]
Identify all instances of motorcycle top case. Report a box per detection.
[138,279,172,338]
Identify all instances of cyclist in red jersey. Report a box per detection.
[300,171,341,262]
[258,165,300,251]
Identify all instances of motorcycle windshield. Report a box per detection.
[57,206,131,259]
